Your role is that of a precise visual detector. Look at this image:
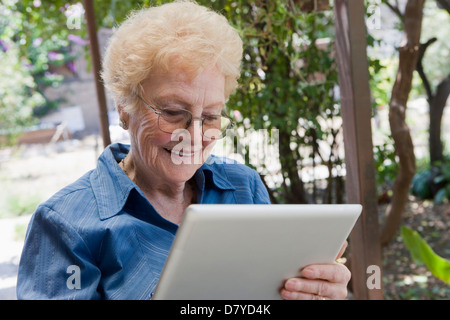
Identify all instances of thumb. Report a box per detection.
[336,240,348,260]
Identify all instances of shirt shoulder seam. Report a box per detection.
[38,202,97,262]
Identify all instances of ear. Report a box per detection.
[117,105,130,129]
[117,105,129,120]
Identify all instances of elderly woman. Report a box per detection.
[17,1,350,300]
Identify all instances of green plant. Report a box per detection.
[211,0,341,204]
[0,0,79,144]
[433,159,450,204]
[0,44,44,145]
[4,1,80,116]
[401,226,450,284]
[412,156,450,204]
[411,169,434,200]
[373,140,399,202]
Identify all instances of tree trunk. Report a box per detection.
[429,75,450,165]
[416,37,450,165]
[380,0,425,248]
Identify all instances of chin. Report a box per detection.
[161,146,206,181]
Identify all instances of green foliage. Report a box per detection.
[368,57,397,111]
[401,226,450,284]
[411,170,434,200]
[0,41,43,143]
[373,140,399,200]
[0,0,80,144]
[433,159,450,204]
[8,1,81,109]
[2,0,445,205]
[0,2,40,142]
[412,156,450,204]
[205,0,340,203]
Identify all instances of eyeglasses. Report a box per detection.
[136,95,234,139]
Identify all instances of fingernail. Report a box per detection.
[285,278,297,291]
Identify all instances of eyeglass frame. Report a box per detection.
[135,94,235,139]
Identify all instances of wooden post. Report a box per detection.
[295,0,330,12]
[83,0,111,148]
[333,0,384,299]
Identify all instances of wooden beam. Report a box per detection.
[333,0,384,299]
[83,0,111,148]
[295,0,330,12]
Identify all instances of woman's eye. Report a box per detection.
[160,108,190,123]
[203,115,220,121]
[163,109,184,116]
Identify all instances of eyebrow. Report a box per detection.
[153,94,225,111]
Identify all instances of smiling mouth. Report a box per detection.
[164,147,200,157]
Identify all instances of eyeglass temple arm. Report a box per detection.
[136,95,160,115]
[222,111,235,128]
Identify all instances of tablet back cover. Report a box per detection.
[152,204,361,300]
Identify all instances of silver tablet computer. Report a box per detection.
[152,204,362,300]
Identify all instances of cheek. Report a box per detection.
[129,114,170,162]
[203,139,216,155]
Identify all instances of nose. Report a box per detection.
[186,119,204,146]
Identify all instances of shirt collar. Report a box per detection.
[90,143,136,220]
[196,155,237,191]
[91,144,235,221]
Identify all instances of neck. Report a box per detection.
[123,153,190,197]
[120,152,196,224]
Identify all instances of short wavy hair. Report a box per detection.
[102,0,243,113]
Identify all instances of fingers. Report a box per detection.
[280,263,351,300]
[279,243,351,300]
[281,277,348,300]
[302,263,351,284]
[280,287,329,300]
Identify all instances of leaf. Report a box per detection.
[434,188,447,204]
[411,171,432,199]
[401,226,450,284]
[433,175,446,184]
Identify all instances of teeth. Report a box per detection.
[165,148,197,157]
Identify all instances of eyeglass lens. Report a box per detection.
[158,108,231,139]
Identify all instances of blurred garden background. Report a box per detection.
[0,0,449,299]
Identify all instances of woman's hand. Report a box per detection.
[280,242,351,300]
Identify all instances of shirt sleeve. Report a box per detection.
[252,170,271,204]
[17,205,102,300]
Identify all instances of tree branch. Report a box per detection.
[436,0,450,14]
[416,37,437,101]
[384,0,404,21]
[381,0,425,248]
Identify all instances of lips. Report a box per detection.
[163,147,201,157]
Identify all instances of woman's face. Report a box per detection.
[127,66,225,184]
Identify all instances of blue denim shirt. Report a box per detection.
[17,143,270,299]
